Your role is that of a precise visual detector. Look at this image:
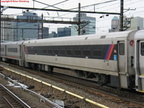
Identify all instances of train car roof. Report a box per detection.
[23,30,133,44]
[1,41,24,45]
[135,30,144,39]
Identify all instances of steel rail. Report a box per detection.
[0,84,31,108]
[3,96,15,108]
[2,66,109,108]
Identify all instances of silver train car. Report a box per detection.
[1,30,144,92]
[1,41,24,66]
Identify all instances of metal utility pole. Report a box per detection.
[22,29,24,40]
[0,0,1,61]
[120,0,124,31]
[78,3,81,35]
[41,14,43,39]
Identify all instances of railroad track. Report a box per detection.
[0,83,31,108]
[44,69,144,107]
[1,62,144,107]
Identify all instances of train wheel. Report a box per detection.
[98,74,110,86]
[48,66,53,73]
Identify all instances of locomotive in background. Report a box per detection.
[1,30,144,93]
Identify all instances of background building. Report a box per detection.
[72,13,96,35]
[49,32,57,38]
[109,16,144,32]
[57,27,71,37]
[42,27,49,39]
[109,16,120,32]
[1,15,14,42]
[127,17,144,30]
[1,10,49,41]
[14,10,49,41]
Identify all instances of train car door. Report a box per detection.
[118,42,125,72]
[4,45,7,61]
[138,41,144,91]
[139,41,144,76]
[118,41,128,88]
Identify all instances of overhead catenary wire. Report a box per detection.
[33,0,62,9]
[54,1,120,18]
[1,0,144,34]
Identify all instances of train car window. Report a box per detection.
[67,50,73,55]
[119,43,125,55]
[28,47,33,54]
[141,42,144,56]
[54,50,59,55]
[34,50,37,54]
[8,48,18,53]
[29,47,34,54]
[93,50,102,57]
[43,50,47,54]
[60,50,65,55]
[74,50,81,56]
[83,50,91,56]
[1,48,4,52]
[28,50,32,54]
[48,49,53,55]
[8,48,10,52]
[15,49,17,52]
[40,49,44,55]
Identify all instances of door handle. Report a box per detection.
[131,56,134,67]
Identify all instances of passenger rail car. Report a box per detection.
[1,41,24,66]
[1,30,144,92]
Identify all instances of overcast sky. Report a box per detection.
[1,0,144,33]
